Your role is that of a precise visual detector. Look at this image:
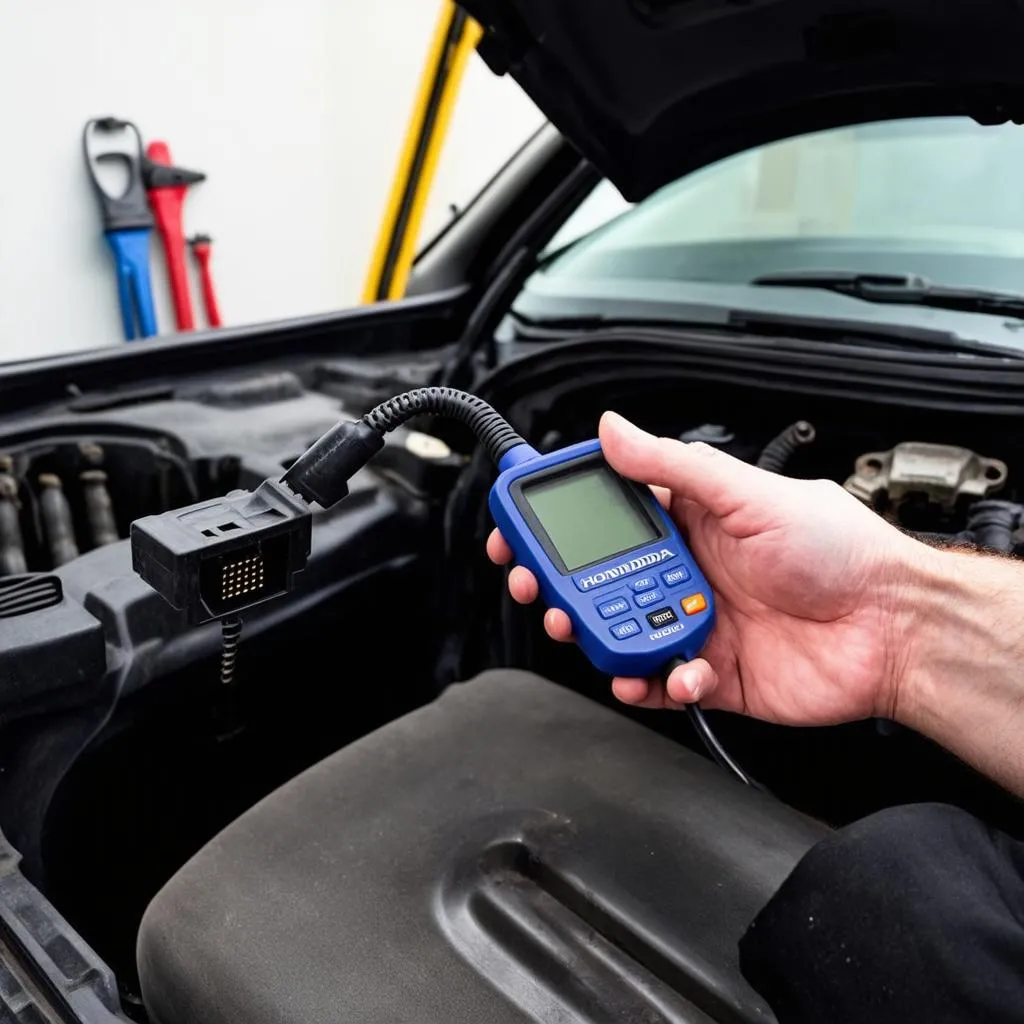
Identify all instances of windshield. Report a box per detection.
[519,117,1024,339]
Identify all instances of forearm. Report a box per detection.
[896,543,1024,796]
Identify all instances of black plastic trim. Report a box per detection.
[492,329,1024,414]
[0,830,129,1024]
[0,288,467,416]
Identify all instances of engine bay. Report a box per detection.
[2,338,1024,1010]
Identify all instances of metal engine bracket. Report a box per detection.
[845,442,1007,512]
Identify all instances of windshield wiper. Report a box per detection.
[751,270,1024,322]
[509,299,1024,357]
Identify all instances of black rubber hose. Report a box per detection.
[361,387,526,465]
[965,500,1023,554]
[756,421,816,473]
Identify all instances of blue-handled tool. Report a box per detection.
[83,117,158,340]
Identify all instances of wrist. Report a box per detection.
[888,541,1024,735]
[875,536,944,723]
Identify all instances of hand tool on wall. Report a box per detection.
[143,142,206,331]
[83,117,158,340]
[188,234,222,327]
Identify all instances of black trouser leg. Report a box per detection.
[739,803,1024,1023]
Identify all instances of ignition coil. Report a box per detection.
[81,470,119,547]
[39,475,79,567]
[0,465,27,577]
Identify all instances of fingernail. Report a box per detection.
[601,410,641,437]
[680,668,701,699]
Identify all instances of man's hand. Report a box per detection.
[487,411,928,725]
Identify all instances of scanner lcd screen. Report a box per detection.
[522,465,658,572]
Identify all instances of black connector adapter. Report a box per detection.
[131,479,312,625]
[281,419,384,509]
[132,390,523,626]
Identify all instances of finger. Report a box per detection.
[664,658,720,704]
[599,411,773,520]
[543,607,574,642]
[487,528,514,565]
[612,677,656,706]
[611,677,690,710]
[650,484,671,510]
[508,565,539,604]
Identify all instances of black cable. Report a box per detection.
[361,387,526,465]
[687,704,756,787]
[284,387,527,508]
[665,657,758,788]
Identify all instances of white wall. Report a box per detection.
[0,0,544,362]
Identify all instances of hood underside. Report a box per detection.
[462,0,1024,200]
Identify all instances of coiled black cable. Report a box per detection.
[284,388,528,509]
[362,387,527,465]
[220,617,243,686]
[756,420,816,474]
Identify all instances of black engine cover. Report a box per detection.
[137,671,828,1023]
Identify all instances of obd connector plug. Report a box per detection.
[131,479,311,626]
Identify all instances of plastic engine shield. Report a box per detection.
[138,670,828,1024]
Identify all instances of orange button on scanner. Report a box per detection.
[681,593,707,616]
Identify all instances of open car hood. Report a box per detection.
[462,0,1024,200]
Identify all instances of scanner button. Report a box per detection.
[682,593,708,616]
[631,576,658,592]
[634,588,664,608]
[661,567,690,588]
[596,597,630,619]
[646,607,679,629]
[610,619,641,640]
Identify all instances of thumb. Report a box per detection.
[599,411,773,519]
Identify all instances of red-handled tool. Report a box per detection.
[143,141,205,331]
[188,234,222,327]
